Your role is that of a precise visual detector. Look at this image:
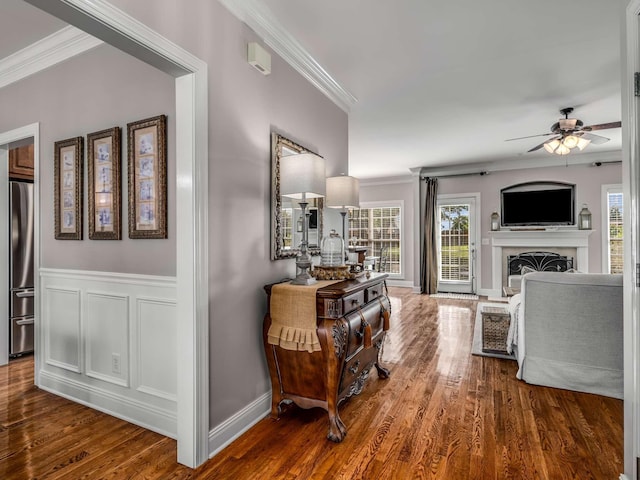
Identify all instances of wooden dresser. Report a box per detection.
[263,273,391,442]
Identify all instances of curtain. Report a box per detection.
[420,177,438,294]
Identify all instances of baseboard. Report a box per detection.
[208,391,271,458]
[39,370,176,438]
[412,286,422,294]
[478,288,500,298]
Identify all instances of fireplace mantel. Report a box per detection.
[490,229,593,296]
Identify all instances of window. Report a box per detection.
[348,203,402,275]
[281,208,293,249]
[603,185,623,274]
[439,204,470,282]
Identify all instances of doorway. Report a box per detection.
[18,0,209,467]
[437,194,479,294]
[0,124,39,369]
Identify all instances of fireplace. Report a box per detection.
[489,229,592,296]
[507,251,573,276]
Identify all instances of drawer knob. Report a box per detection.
[351,299,359,306]
[349,360,360,374]
[370,290,378,296]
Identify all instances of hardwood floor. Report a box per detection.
[0,287,623,479]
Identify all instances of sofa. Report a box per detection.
[506,271,623,399]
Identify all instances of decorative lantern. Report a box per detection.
[578,204,592,230]
[490,211,500,231]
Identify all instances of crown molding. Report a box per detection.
[0,25,103,90]
[360,175,413,187]
[415,149,623,178]
[218,0,357,113]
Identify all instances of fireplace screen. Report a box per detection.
[507,251,573,276]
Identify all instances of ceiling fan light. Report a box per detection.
[544,139,560,153]
[555,144,570,155]
[563,135,579,149]
[576,137,591,150]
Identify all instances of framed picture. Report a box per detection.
[54,136,83,240]
[127,114,167,239]
[88,127,121,240]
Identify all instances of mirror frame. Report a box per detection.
[271,132,324,260]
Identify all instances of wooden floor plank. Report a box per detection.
[0,288,623,479]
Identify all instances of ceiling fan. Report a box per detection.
[505,107,622,155]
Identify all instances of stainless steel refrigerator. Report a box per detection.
[9,181,34,356]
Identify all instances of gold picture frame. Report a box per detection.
[88,127,121,240]
[127,114,167,239]
[54,136,83,240]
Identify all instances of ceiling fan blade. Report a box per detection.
[580,132,610,145]
[581,121,621,131]
[505,132,557,142]
[528,136,560,152]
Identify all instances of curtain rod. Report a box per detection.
[422,171,489,180]
[592,160,622,166]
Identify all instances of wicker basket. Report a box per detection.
[481,306,510,354]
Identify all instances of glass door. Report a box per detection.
[437,196,477,293]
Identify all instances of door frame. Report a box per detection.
[436,193,481,294]
[623,2,640,479]
[24,0,209,468]
[0,124,38,368]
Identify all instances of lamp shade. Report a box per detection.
[326,175,360,209]
[280,152,326,199]
[562,135,579,149]
[544,139,560,153]
[576,136,591,150]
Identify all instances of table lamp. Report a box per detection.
[326,175,359,257]
[280,152,326,285]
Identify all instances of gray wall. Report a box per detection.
[437,161,622,290]
[0,44,176,276]
[105,0,349,427]
[360,162,621,292]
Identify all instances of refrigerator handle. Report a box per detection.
[16,290,34,298]
[16,317,34,326]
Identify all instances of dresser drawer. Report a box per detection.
[344,301,383,357]
[342,290,365,315]
[366,284,384,302]
[340,343,379,394]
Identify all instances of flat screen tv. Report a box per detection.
[501,182,575,227]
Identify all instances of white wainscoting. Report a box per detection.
[39,268,177,438]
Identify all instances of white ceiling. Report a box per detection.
[261,0,625,178]
[0,0,626,179]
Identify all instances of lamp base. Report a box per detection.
[291,272,317,285]
[291,254,317,285]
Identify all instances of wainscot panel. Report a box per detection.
[43,287,81,373]
[86,292,130,387]
[136,297,177,401]
[39,268,177,438]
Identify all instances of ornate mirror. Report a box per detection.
[271,133,323,260]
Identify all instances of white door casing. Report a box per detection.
[436,193,481,294]
[23,0,209,468]
[623,2,639,479]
